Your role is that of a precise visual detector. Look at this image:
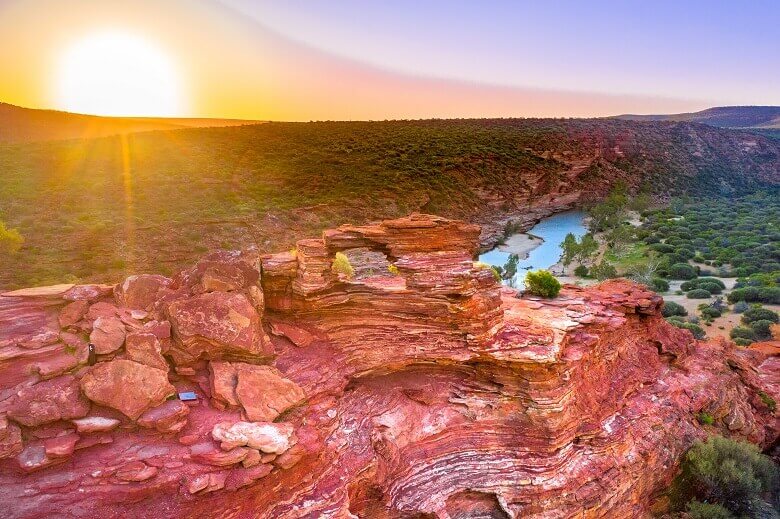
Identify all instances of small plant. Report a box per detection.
[332,252,355,279]
[590,260,618,281]
[687,288,712,299]
[649,277,669,292]
[662,301,688,317]
[387,264,400,276]
[0,220,24,254]
[574,265,589,277]
[696,411,714,425]
[732,301,749,313]
[758,391,776,412]
[524,270,561,298]
[730,326,755,342]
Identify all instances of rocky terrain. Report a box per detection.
[0,214,777,518]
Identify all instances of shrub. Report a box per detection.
[387,264,400,276]
[524,270,561,298]
[687,289,711,299]
[733,337,753,347]
[573,265,589,277]
[649,278,669,292]
[700,307,721,319]
[0,221,24,254]
[662,301,688,317]
[674,321,706,339]
[749,319,774,340]
[685,501,733,519]
[732,301,750,313]
[758,391,777,412]
[669,263,697,280]
[331,252,355,279]
[649,243,675,254]
[730,326,756,341]
[671,436,779,516]
[741,307,779,324]
[728,287,780,304]
[697,412,715,425]
[697,282,723,294]
[590,261,618,281]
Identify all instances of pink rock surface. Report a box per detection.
[89,316,125,354]
[0,215,776,519]
[125,332,168,370]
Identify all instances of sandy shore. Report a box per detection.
[497,233,543,260]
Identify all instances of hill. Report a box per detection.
[616,105,780,129]
[0,102,261,144]
[0,118,778,288]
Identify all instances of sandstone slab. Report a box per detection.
[80,360,174,419]
[7,375,90,427]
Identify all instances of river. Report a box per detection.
[478,210,587,289]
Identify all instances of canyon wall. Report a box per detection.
[0,214,777,518]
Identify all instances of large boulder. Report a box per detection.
[114,274,173,311]
[89,316,126,354]
[167,292,269,365]
[177,249,261,293]
[79,360,175,419]
[211,421,295,454]
[7,375,90,427]
[125,332,168,370]
[209,362,306,421]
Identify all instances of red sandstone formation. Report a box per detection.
[0,214,776,518]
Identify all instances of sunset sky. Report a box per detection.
[0,0,778,120]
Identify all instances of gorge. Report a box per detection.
[0,213,776,518]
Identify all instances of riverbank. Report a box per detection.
[496,232,544,260]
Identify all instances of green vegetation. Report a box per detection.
[332,252,355,279]
[590,261,618,281]
[758,391,777,412]
[574,265,589,277]
[387,264,400,276]
[670,436,779,517]
[524,270,561,298]
[667,318,706,339]
[0,220,23,254]
[696,412,715,425]
[662,301,688,317]
[687,288,712,299]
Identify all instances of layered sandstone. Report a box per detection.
[0,214,776,519]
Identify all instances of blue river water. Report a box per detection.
[478,210,587,288]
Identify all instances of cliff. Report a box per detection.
[0,214,777,518]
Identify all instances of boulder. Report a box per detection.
[235,365,306,422]
[89,316,126,354]
[114,274,173,310]
[212,421,295,454]
[208,361,241,408]
[178,249,261,293]
[80,360,175,419]
[71,416,120,433]
[7,375,90,427]
[167,291,269,365]
[137,400,189,433]
[125,332,168,370]
[58,300,89,328]
[43,433,79,458]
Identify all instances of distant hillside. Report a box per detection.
[0,118,778,288]
[0,102,261,144]
[616,106,780,129]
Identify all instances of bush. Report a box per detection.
[331,252,355,279]
[697,412,715,425]
[697,282,723,295]
[742,307,779,324]
[750,319,774,340]
[649,278,669,292]
[733,337,753,347]
[0,221,24,254]
[590,261,618,281]
[700,307,721,319]
[387,264,401,276]
[728,286,780,304]
[669,263,697,280]
[671,436,779,516]
[730,326,756,341]
[758,391,777,412]
[669,320,706,339]
[687,289,712,299]
[686,501,733,519]
[650,243,675,254]
[732,301,749,313]
[573,265,589,277]
[662,301,688,317]
[524,270,561,298]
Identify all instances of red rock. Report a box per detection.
[43,433,79,458]
[115,461,158,482]
[269,321,318,347]
[137,400,189,433]
[208,361,241,408]
[7,375,90,427]
[58,300,89,328]
[272,444,306,469]
[86,301,118,320]
[224,463,274,491]
[125,332,168,370]
[89,316,125,354]
[177,249,261,293]
[114,274,172,310]
[166,291,269,365]
[79,360,175,419]
[189,443,249,466]
[143,320,171,339]
[187,471,228,494]
[241,448,263,468]
[71,416,121,433]
[0,415,23,459]
[17,445,60,472]
[62,284,114,302]
[233,365,306,422]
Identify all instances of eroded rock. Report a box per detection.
[7,375,90,427]
[79,360,174,419]
[211,421,295,454]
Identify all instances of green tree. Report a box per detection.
[576,233,599,264]
[560,233,579,267]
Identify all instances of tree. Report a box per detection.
[560,233,579,267]
[0,221,23,254]
[590,260,618,281]
[524,270,561,298]
[576,233,599,264]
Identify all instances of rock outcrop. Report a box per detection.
[0,214,776,518]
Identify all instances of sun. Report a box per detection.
[55,31,184,117]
